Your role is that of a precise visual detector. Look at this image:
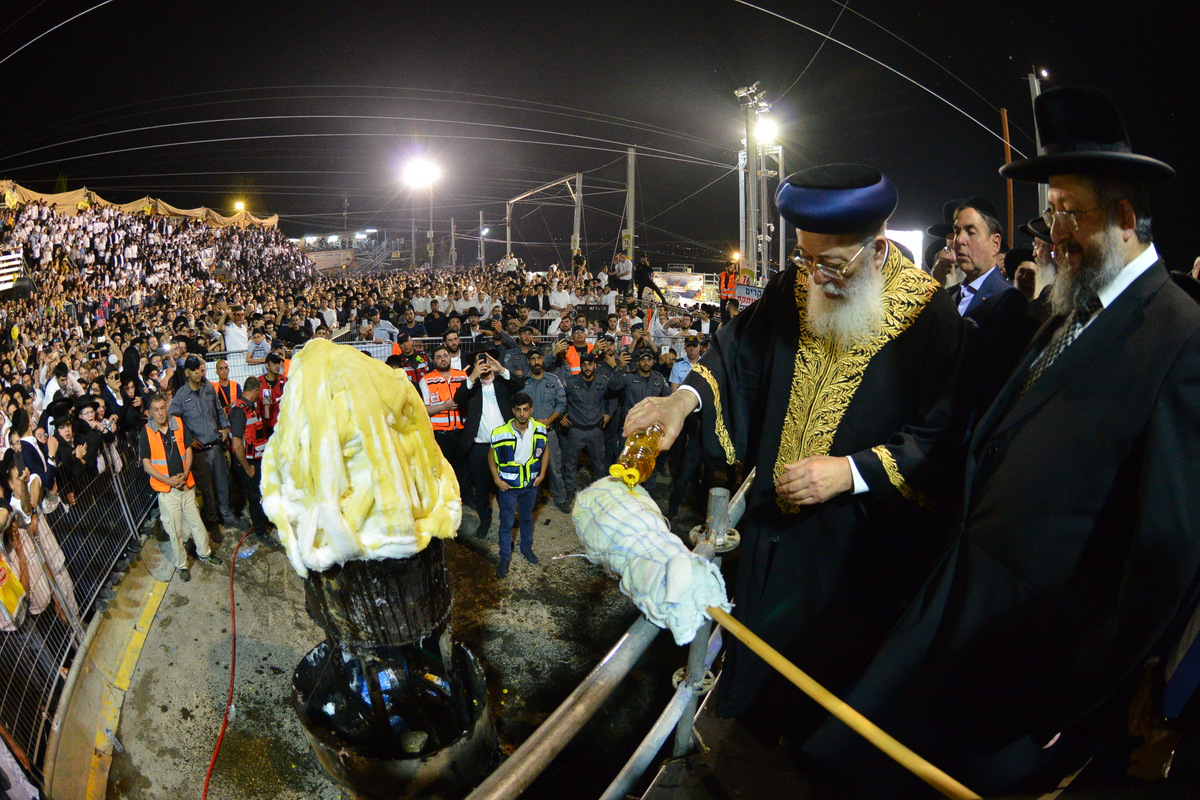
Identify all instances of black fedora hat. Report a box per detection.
[925,199,963,238]
[1018,216,1052,243]
[1000,86,1175,183]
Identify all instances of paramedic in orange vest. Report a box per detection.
[419,343,470,497]
[211,359,241,414]
[139,392,221,582]
[719,261,739,302]
[229,376,281,551]
[553,326,593,377]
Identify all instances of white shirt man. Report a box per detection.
[224,318,249,352]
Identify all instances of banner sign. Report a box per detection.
[735,283,763,308]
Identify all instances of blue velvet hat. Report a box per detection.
[775,164,898,234]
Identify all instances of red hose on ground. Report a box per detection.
[202,529,253,800]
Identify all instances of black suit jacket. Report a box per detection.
[454,370,526,450]
[952,267,1037,427]
[804,261,1200,795]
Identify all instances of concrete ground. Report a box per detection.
[104,483,695,800]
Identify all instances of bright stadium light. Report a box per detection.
[234,201,245,212]
[732,251,740,261]
[403,159,440,188]
[480,227,489,236]
[756,116,778,144]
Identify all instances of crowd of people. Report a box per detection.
[0,191,740,638]
[8,83,1193,799]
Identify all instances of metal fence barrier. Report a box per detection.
[0,435,156,791]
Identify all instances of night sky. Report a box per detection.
[2,0,1195,270]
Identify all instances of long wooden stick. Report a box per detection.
[707,607,981,800]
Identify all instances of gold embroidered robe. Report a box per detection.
[683,243,967,727]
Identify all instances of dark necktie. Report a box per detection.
[1015,292,1103,401]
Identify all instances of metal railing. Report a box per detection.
[0,435,157,791]
[466,471,753,800]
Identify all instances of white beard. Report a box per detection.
[1050,225,1125,317]
[806,264,885,347]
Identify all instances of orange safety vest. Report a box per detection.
[212,379,241,410]
[421,369,467,430]
[145,416,194,493]
[719,271,738,300]
[563,342,593,375]
[233,397,266,460]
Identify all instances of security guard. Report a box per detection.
[488,392,548,577]
[140,392,221,582]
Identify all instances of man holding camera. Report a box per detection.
[455,350,524,538]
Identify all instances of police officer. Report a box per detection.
[523,348,570,513]
[560,352,615,500]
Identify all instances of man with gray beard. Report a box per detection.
[624,163,966,750]
[803,86,1200,798]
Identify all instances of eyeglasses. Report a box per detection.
[1041,207,1096,232]
[790,244,867,279]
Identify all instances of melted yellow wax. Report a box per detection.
[260,338,461,577]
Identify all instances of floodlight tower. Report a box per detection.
[735,83,772,281]
[404,159,440,268]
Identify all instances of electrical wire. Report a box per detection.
[0,0,118,68]
[776,0,850,101]
[734,0,1028,158]
[201,529,254,800]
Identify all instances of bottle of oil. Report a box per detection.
[610,423,665,489]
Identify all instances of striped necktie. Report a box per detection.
[1015,292,1103,401]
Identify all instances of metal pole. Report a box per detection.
[411,197,416,269]
[450,217,457,267]
[625,146,636,259]
[744,105,759,278]
[728,467,755,528]
[759,141,770,281]
[599,626,723,800]
[738,148,747,265]
[466,617,661,800]
[673,487,731,756]
[505,200,512,260]
[777,147,786,279]
[428,186,434,269]
[572,171,583,253]
[480,210,485,268]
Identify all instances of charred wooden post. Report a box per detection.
[291,540,497,800]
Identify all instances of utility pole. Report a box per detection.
[427,188,434,269]
[624,147,635,259]
[450,217,457,267]
[479,210,486,268]
[342,194,348,232]
[571,172,583,254]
